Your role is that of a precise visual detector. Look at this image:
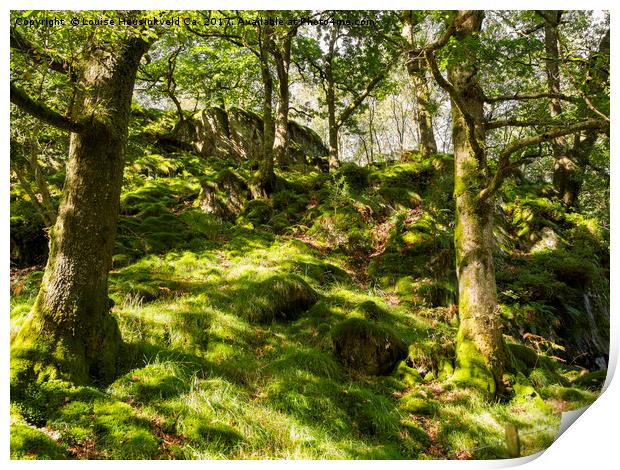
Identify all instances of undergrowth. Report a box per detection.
[10,109,605,460]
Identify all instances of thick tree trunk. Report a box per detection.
[407,57,438,157]
[447,11,505,398]
[273,36,291,168]
[11,38,149,389]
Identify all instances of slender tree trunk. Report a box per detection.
[11,37,149,389]
[541,11,582,207]
[255,24,276,196]
[273,35,291,168]
[26,124,58,225]
[407,57,438,157]
[325,32,340,170]
[447,11,505,398]
[326,65,340,169]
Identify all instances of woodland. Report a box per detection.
[9,10,610,460]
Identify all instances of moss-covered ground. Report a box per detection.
[10,108,606,460]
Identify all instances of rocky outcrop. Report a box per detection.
[171,107,328,166]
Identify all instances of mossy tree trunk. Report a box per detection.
[541,13,609,208]
[255,22,276,196]
[406,57,438,157]
[445,11,505,398]
[11,37,150,389]
[541,11,581,208]
[325,33,340,170]
[272,33,292,168]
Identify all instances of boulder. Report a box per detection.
[332,318,407,375]
[174,107,328,166]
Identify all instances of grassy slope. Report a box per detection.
[9,109,604,460]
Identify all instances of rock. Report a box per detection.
[530,226,560,253]
[505,342,541,372]
[394,360,422,386]
[332,318,407,375]
[198,168,250,220]
[240,274,318,323]
[353,300,388,321]
[573,369,607,389]
[241,198,273,225]
[174,107,328,166]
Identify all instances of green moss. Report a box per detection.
[236,273,318,323]
[353,300,389,321]
[451,338,496,399]
[332,318,407,375]
[92,400,160,459]
[573,369,607,389]
[182,417,243,450]
[241,198,273,225]
[399,393,438,416]
[394,360,422,387]
[108,362,189,404]
[10,423,67,459]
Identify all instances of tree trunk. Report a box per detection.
[253,24,276,197]
[273,35,291,168]
[407,57,438,157]
[541,11,582,208]
[11,37,149,390]
[447,11,505,398]
[325,33,340,170]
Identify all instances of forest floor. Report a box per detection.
[9,109,605,459]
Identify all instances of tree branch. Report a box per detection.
[10,27,75,79]
[336,59,393,129]
[10,82,85,133]
[478,118,608,202]
[485,92,577,103]
[425,49,486,166]
[485,119,549,130]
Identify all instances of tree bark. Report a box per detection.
[447,11,505,398]
[11,37,149,389]
[407,56,438,157]
[273,34,292,168]
[325,33,340,170]
[540,11,581,207]
[254,23,276,196]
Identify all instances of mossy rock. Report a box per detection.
[512,372,537,398]
[505,342,541,372]
[332,318,407,375]
[353,300,389,321]
[239,274,318,323]
[401,419,432,447]
[108,363,189,404]
[199,168,249,220]
[394,360,422,387]
[241,198,273,225]
[573,369,607,389]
